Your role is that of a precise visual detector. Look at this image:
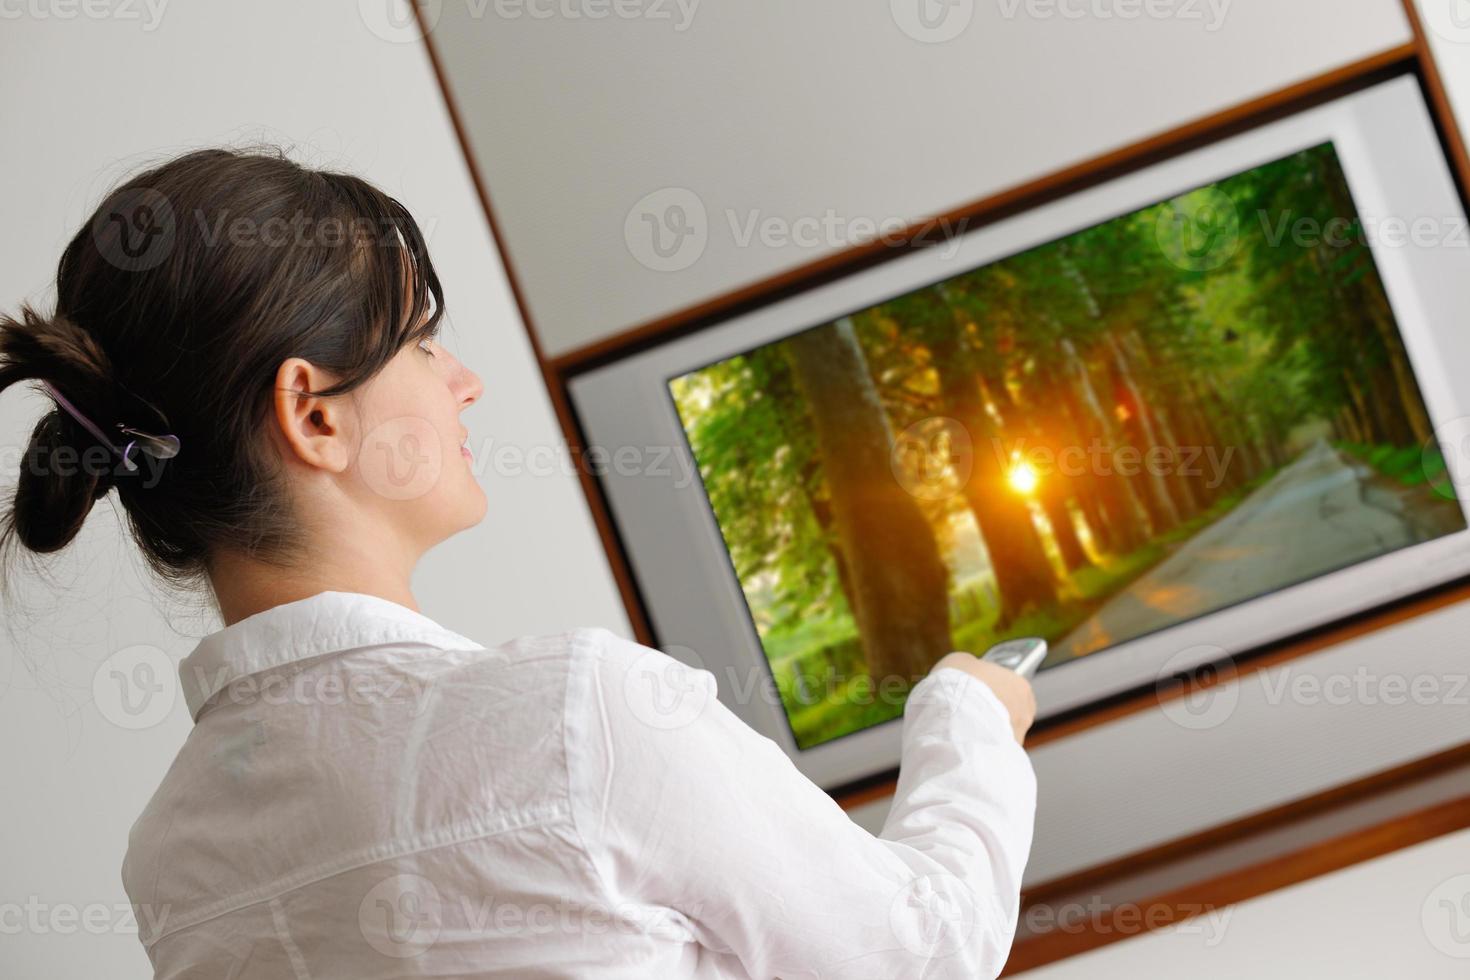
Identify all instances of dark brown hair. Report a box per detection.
[0,147,445,589]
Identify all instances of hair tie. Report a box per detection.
[41,380,180,473]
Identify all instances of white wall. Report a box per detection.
[3,2,1467,979]
[0,4,627,977]
[426,0,1411,355]
[1026,827,1470,978]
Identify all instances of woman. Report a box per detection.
[0,148,1037,978]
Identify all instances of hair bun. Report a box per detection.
[0,306,121,553]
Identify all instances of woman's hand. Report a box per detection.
[930,652,1038,745]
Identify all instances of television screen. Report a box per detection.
[669,142,1464,751]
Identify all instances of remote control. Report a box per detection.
[979,637,1048,678]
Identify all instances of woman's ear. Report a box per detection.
[272,357,353,474]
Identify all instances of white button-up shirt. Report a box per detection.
[123,590,1036,978]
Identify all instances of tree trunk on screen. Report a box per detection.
[1200,368,1257,489]
[1029,372,1095,573]
[1051,387,1116,553]
[802,468,854,611]
[1122,329,1202,519]
[1104,332,1183,532]
[784,319,953,684]
[1039,493,1089,572]
[1060,337,1152,551]
[929,335,1058,626]
[1316,153,1434,448]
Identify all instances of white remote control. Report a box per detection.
[979,637,1048,678]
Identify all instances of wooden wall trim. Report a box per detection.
[1403,0,1470,208]
[547,42,1417,377]
[1020,741,1470,905]
[412,2,657,643]
[1004,746,1470,973]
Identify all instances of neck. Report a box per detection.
[207,550,419,627]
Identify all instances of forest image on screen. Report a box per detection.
[670,143,1464,750]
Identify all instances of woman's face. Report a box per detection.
[349,332,487,552]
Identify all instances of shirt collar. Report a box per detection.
[178,590,483,721]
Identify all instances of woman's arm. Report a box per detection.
[564,628,1038,980]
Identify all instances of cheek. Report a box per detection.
[370,362,450,436]
[351,363,463,506]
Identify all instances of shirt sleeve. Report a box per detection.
[563,627,1037,980]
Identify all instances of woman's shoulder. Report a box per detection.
[561,627,722,731]
[443,625,721,740]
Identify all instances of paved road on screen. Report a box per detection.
[1050,439,1452,662]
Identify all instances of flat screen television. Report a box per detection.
[570,75,1470,790]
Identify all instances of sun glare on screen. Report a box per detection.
[1007,461,1040,495]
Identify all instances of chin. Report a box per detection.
[456,480,489,529]
[421,492,487,551]
[464,486,489,527]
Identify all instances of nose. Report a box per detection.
[455,356,484,410]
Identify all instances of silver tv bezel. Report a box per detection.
[570,75,1470,791]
